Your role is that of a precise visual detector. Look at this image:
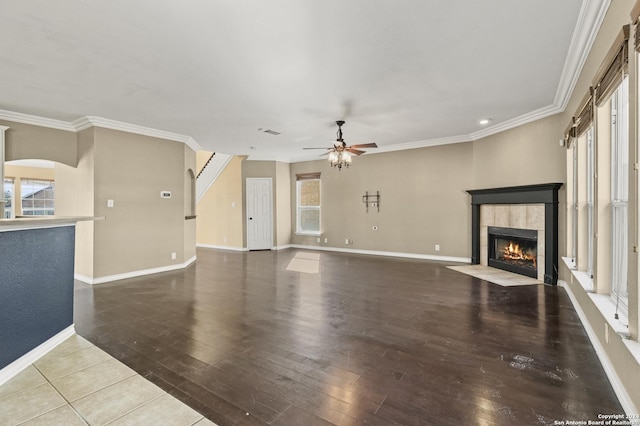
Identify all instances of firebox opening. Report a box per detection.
[488,226,538,279]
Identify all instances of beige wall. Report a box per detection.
[55,126,195,279]
[290,142,474,257]
[196,150,213,175]
[1,120,77,167]
[5,165,55,181]
[4,119,196,279]
[55,128,96,277]
[275,161,291,247]
[471,116,566,188]
[196,156,244,249]
[92,127,189,277]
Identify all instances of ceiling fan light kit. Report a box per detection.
[303,120,378,170]
[329,150,351,170]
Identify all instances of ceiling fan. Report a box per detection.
[304,120,378,170]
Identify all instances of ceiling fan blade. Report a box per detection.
[349,142,378,149]
[303,147,331,150]
[346,148,365,155]
[320,151,332,156]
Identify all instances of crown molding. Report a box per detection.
[72,116,201,151]
[469,104,562,141]
[373,134,473,154]
[553,0,610,111]
[0,109,76,131]
[0,109,200,151]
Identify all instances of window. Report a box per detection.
[296,173,320,234]
[610,77,629,314]
[3,178,13,219]
[21,179,55,216]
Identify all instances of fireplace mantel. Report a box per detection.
[467,183,562,285]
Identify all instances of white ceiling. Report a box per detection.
[0,1,606,162]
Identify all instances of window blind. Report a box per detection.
[564,89,593,149]
[632,1,640,50]
[575,89,594,137]
[564,120,577,149]
[593,25,629,106]
[296,172,320,181]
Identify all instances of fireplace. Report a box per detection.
[467,183,562,285]
[488,226,538,278]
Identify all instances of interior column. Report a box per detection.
[0,126,7,219]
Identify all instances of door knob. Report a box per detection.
[249,217,253,220]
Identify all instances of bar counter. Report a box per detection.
[0,216,100,379]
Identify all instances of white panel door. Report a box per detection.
[246,178,273,250]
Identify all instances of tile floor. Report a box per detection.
[0,334,216,426]
[447,264,542,286]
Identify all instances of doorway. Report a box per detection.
[246,178,273,250]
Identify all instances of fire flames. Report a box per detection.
[501,241,536,267]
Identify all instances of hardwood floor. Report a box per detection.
[74,248,623,425]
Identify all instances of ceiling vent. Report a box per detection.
[263,129,280,135]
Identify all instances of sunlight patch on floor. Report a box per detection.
[286,252,320,273]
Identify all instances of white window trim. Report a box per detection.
[296,178,321,236]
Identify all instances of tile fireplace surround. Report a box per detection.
[480,204,545,281]
[467,183,562,285]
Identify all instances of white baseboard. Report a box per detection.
[196,242,470,262]
[289,244,471,263]
[197,243,248,252]
[273,244,293,251]
[74,273,94,284]
[75,255,197,285]
[558,280,638,415]
[0,325,75,386]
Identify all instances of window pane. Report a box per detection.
[299,208,320,232]
[21,179,54,216]
[297,178,320,233]
[299,180,320,207]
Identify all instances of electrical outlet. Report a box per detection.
[435,244,440,252]
[107,199,114,208]
[345,239,350,245]
[171,252,177,260]
[317,237,321,243]
[324,238,328,243]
